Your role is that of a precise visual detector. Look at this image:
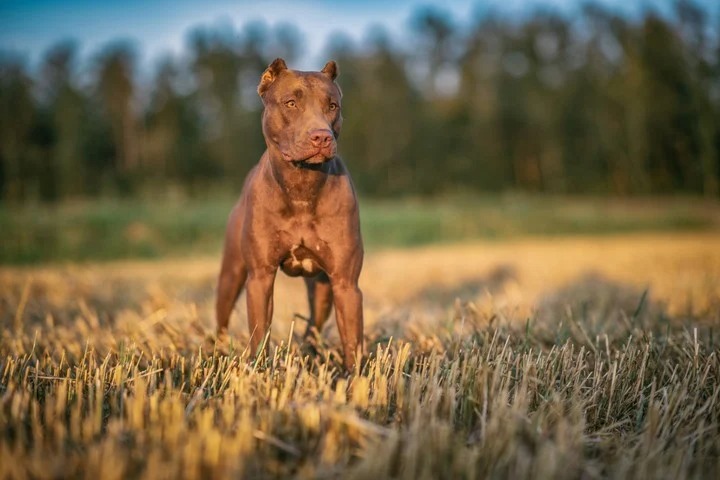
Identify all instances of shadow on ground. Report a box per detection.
[0,260,712,360]
[408,265,517,306]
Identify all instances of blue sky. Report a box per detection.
[1,0,717,69]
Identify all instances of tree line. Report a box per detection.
[1,1,718,203]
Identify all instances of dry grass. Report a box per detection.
[1,232,720,479]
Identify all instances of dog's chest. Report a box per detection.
[280,243,323,277]
[274,198,338,277]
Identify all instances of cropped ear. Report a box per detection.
[321,60,338,81]
[257,58,288,97]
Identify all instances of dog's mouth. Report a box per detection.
[281,148,335,164]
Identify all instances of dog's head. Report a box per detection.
[258,58,343,164]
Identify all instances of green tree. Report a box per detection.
[676,0,719,197]
[0,56,36,202]
[144,56,205,193]
[94,42,139,193]
[189,26,244,182]
[38,41,87,197]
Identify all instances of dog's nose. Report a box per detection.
[309,129,333,148]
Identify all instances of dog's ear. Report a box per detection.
[258,58,288,98]
[321,60,338,81]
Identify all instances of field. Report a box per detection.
[1,197,720,479]
[2,194,718,264]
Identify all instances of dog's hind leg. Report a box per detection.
[303,272,333,338]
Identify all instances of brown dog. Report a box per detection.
[216,58,364,371]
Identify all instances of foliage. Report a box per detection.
[1,1,719,203]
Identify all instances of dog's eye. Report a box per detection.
[329,103,338,111]
[285,100,296,108]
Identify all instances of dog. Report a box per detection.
[216,58,364,371]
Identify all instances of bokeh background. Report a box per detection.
[1,0,720,263]
[2,5,720,477]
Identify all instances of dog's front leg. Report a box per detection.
[332,278,364,372]
[245,267,277,360]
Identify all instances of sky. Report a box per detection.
[1,0,718,70]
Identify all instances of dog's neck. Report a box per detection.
[264,150,332,207]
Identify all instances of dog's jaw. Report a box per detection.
[281,149,335,164]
